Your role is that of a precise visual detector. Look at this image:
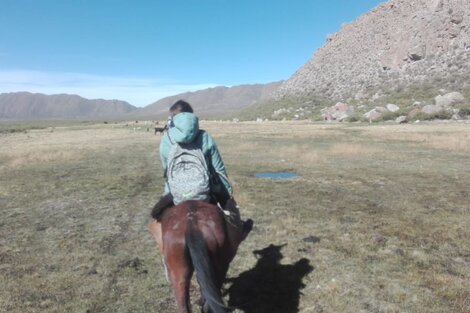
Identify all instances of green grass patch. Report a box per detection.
[414,110,453,121]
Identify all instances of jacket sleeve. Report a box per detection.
[159,133,170,194]
[205,132,233,196]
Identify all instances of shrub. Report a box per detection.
[462,86,470,101]
[457,105,470,117]
[375,84,439,108]
[413,110,453,121]
[346,114,360,122]
[378,111,402,121]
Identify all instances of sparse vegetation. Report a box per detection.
[456,104,470,118]
[414,110,453,121]
[344,114,360,122]
[0,122,47,134]
[379,84,439,107]
[375,110,403,122]
[236,95,333,121]
[237,82,469,123]
[0,120,99,134]
[462,86,470,102]
[1,121,469,313]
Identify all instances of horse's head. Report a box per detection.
[253,243,286,264]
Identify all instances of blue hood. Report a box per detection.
[168,112,200,144]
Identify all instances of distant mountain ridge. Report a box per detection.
[0,82,282,120]
[136,82,283,117]
[0,92,137,120]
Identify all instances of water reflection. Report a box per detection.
[255,172,298,179]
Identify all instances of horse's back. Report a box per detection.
[161,200,226,252]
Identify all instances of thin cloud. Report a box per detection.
[0,70,218,107]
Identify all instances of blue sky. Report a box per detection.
[0,0,385,106]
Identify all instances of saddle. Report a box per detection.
[150,193,223,220]
[151,193,236,221]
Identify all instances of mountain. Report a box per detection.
[246,0,470,121]
[0,82,282,120]
[0,92,137,120]
[277,0,469,101]
[136,82,282,118]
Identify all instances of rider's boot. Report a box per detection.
[151,193,174,220]
[224,198,253,241]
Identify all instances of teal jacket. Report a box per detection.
[159,112,233,196]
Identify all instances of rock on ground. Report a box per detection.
[386,103,400,112]
[434,92,465,107]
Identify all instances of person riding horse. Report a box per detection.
[150,100,253,252]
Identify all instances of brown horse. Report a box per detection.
[148,200,246,313]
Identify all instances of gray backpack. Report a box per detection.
[166,132,211,205]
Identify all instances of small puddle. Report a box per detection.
[255,172,298,179]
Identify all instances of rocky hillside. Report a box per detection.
[277,0,470,101]
[136,82,282,118]
[0,92,137,120]
[243,0,469,122]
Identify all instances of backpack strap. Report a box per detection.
[195,129,204,142]
[167,131,176,145]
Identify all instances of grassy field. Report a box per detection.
[1,121,469,313]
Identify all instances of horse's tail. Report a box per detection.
[185,223,227,313]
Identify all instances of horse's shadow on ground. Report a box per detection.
[225,244,314,313]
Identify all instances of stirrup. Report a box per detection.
[241,219,253,241]
[216,202,232,217]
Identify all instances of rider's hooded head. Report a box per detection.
[167,100,199,144]
[169,100,193,116]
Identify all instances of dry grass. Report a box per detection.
[354,123,470,153]
[328,143,382,157]
[1,121,469,313]
[0,126,153,169]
